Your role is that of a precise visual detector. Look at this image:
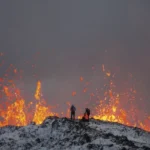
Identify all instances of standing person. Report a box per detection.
[70,105,76,120]
[85,108,90,121]
[82,108,90,122]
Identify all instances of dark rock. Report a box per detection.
[80,133,91,145]
[87,144,103,150]
[114,136,137,148]
[24,143,32,149]
[83,133,91,143]
[142,146,150,150]
[103,132,113,139]
[36,138,41,143]
[52,120,60,129]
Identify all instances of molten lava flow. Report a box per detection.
[0,62,150,132]
[34,81,41,100]
[93,94,130,126]
[33,81,57,124]
[0,80,57,126]
[78,64,150,132]
[0,83,27,126]
[0,99,27,126]
[32,101,56,124]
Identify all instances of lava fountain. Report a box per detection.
[77,64,150,131]
[0,80,57,126]
[0,63,149,132]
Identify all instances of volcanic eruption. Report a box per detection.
[0,62,150,132]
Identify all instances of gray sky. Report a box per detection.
[0,1,150,115]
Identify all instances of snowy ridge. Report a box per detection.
[0,116,150,150]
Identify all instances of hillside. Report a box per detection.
[0,117,150,150]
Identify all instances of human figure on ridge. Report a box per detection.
[82,108,90,121]
[70,104,76,120]
[85,108,90,120]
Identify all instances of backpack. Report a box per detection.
[86,108,90,115]
[71,105,76,112]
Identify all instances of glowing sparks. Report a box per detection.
[86,67,150,132]
[0,62,149,132]
[0,99,27,126]
[102,64,105,72]
[14,69,17,74]
[72,91,76,96]
[3,86,10,97]
[80,76,84,81]
[106,72,111,77]
[83,88,87,93]
[112,106,116,113]
[33,81,57,124]
[32,102,56,124]
[34,81,41,100]
[0,81,56,127]
[102,64,111,76]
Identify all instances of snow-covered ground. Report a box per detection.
[0,116,150,150]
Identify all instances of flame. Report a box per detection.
[3,86,11,98]
[32,101,55,124]
[0,99,27,126]
[83,88,87,93]
[33,81,57,124]
[93,94,130,126]
[86,66,150,131]
[0,81,57,126]
[72,91,76,96]
[106,72,111,77]
[0,63,149,132]
[80,76,84,81]
[34,81,41,100]
[14,69,17,74]
[102,64,105,72]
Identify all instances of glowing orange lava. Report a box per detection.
[33,81,57,124]
[78,64,150,132]
[0,63,149,133]
[0,81,57,126]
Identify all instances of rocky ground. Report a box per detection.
[0,116,150,150]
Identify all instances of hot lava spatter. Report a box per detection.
[77,65,150,132]
[0,64,149,132]
[0,80,57,126]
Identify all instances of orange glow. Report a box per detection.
[0,99,27,126]
[0,81,57,126]
[34,81,41,100]
[102,64,105,72]
[14,69,17,74]
[3,86,10,97]
[93,94,131,126]
[66,102,71,118]
[72,91,76,96]
[83,88,87,93]
[80,76,84,81]
[32,81,57,124]
[0,63,149,133]
[32,101,56,124]
[106,72,111,77]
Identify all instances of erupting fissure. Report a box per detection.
[0,64,149,132]
[0,80,57,126]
